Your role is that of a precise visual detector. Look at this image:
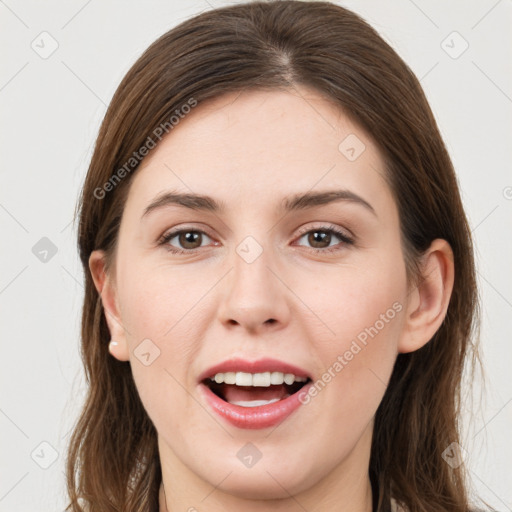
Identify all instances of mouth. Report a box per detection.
[198,359,313,429]
[202,371,311,407]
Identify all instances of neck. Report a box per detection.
[158,423,374,512]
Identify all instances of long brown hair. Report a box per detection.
[66,2,480,511]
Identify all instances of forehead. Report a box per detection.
[124,86,394,219]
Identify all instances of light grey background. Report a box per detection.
[1,1,511,510]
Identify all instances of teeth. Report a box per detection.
[235,372,252,386]
[252,372,271,386]
[229,398,281,407]
[208,371,308,386]
[224,372,236,384]
[270,371,283,385]
[284,373,295,385]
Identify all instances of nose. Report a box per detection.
[217,241,291,335]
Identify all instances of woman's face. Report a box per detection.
[98,86,413,500]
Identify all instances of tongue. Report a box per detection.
[223,384,289,404]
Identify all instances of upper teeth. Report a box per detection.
[210,371,307,387]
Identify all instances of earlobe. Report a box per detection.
[88,250,130,362]
[398,239,455,354]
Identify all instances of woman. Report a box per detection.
[66,1,482,511]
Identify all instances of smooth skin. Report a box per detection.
[89,86,454,512]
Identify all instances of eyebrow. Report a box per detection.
[141,189,376,219]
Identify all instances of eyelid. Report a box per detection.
[159,223,215,240]
[294,222,354,242]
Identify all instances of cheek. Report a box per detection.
[117,258,208,345]
[307,256,404,348]
[300,259,405,415]
[116,256,225,406]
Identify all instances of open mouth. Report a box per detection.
[202,371,311,407]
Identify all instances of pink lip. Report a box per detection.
[199,380,312,430]
[197,357,312,430]
[197,357,311,382]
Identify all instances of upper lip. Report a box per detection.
[198,358,311,382]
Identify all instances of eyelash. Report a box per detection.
[158,224,354,256]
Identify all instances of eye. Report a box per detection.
[159,228,216,254]
[158,224,354,255]
[294,224,354,253]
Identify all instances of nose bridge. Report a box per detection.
[218,233,289,331]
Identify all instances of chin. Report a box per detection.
[213,467,312,501]
[195,449,321,500]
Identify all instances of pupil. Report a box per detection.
[309,231,330,248]
[181,231,200,248]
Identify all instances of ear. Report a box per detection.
[89,250,130,362]
[398,239,455,354]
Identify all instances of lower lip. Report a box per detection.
[199,382,311,430]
